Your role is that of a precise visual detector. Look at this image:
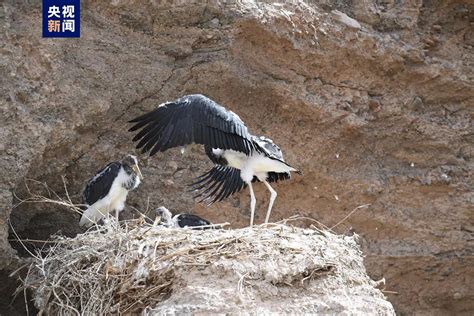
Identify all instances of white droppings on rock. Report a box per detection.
[210,18,220,28]
[331,10,361,30]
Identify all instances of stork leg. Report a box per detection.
[262,180,277,224]
[115,208,119,223]
[248,182,256,227]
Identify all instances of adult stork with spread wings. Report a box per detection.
[128,94,301,226]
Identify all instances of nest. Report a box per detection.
[20,217,393,315]
[21,219,325,314]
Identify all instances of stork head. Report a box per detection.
[155,206,173,226]
[122,154,143,180]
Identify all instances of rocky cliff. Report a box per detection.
[1,0,473,314]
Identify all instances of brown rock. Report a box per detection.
[1,1,473,315]
[432,24,442,32]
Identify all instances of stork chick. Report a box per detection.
[79,155,143,227]
[155,206,212,229]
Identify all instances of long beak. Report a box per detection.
[133,164,144,180]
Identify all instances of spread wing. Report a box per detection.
[189,165,247,204]
[129,94,259,156]
[176,214,211,229]
[82,162,121,206]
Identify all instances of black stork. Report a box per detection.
[128,94,301,226]
[79,155,143,227]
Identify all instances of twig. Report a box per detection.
[330,204,371,230]
[277,215,330,230]
[8,219,36,258]
[381,290,399,294]
[62,176,73,205]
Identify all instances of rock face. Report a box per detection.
[1,0,472,314]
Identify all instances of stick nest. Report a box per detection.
[21,218,378,315]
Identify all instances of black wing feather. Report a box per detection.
[82,162,121,206]
[267,171,291,183]
[217,168,239,202]
[189,165,246,204]
[195,167,229,203]
[176,214,211,229]
[129,94,258,155]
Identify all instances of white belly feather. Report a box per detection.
[79,168,131,227]
[223,150,247,169]
[222,150,296,183]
